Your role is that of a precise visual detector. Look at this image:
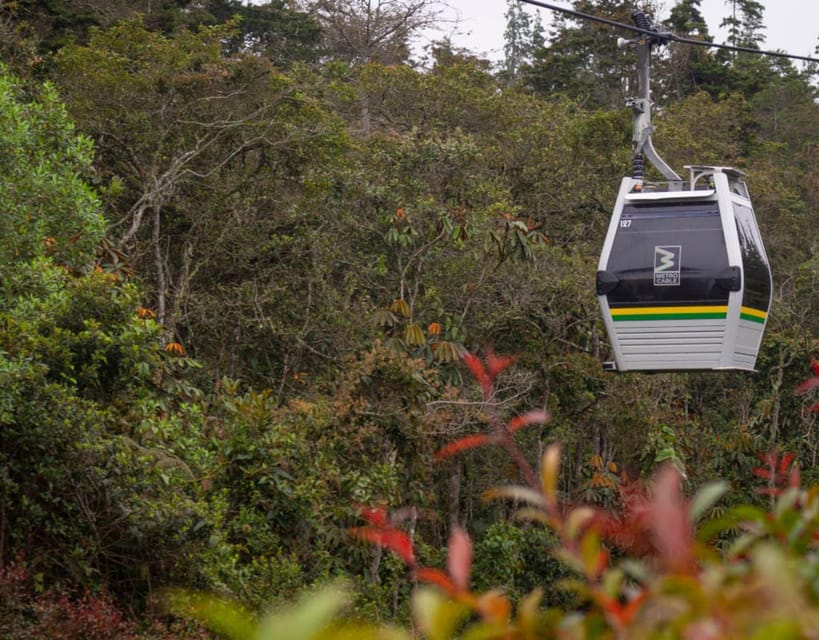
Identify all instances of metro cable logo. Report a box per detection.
[654,245,681,286]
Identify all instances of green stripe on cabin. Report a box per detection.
[611,305,728,322]
[740,306,767,324]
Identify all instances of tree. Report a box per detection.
[523,0,640,108]
[707,0,779,97]
[1,1,322,66]
[192,0,324,65]
[0,68,103,272]
[721,0,766,50]
[308,0,447,64]
[501,0,544,83]
[0,0,188,52]
[54,17,347,364]
[659,0,729,99]
[0,65,214,603]
[667,0,709,37]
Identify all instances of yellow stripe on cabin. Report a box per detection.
[740,306,767,320]
[610,306,728,317]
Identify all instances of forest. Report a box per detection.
[0,0,817,637]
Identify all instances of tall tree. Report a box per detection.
[523,0,640,108]
[660,0,730,99]
[194,0,324,65]
[721,0,766,49]
[712,0,777,97]
[667,0,709,37]
[0,0,188,52]
[0,64,212,601]
[308,0,445,64]
[501,0,544,83]
[54,18,347,368]
[1,1,321,65]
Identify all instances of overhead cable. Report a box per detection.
[517,0,819,64]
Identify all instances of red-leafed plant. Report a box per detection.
[0,558,211,640]
[350,353,819,639]
[794,358,819,414]
[434,351,547,491]
[752,449,800,497]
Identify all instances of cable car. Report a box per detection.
[596,13,772,372]
[597,165,772,371]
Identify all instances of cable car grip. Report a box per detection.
[627,10,681,184]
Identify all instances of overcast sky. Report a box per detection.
[419,0,819,65]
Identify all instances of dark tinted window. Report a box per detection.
[733,203,771,312]
[605,201,730,306]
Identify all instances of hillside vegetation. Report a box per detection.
[0,0,817,637]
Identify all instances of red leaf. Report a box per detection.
[751,466,772,481]
[595,547,610,577]
[462,353,490,395]
[650,466,695,574]
[359,506,388,527]
[602,590,648,626]
[508,410,549,432]
[598,593,621,618]
[415,567,457,594]
[598,480,654,556]
[809,402,819,413]
[794,377,819,396]
[435,434,493,460]
[382,529,416,564]
[486,351,516,378]
[350,527,415,565]
[476,591,511,623]
[789,464,801,489]
[812,359,819,377]
[754,450,798,490]
[447,528,473,592]
[779,451,796,474]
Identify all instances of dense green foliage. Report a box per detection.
[0,0,817,636]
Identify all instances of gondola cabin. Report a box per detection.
[596,166,772,372]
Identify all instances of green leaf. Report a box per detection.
[166,591,256,640]
[689,480,729,522]
[750,621,802,640]
[541,444,561,507]
[256,585,348,640]
[516,587,544,634]
[483,486,545,508]
[565,506,596,540]
[774,487,801,518]
[726,504,768,524]
[619,559,649,583]
[654,447,678,463]
[412,588,470,640]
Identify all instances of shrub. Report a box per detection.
[165,354,819,639]
[342,354,819,639]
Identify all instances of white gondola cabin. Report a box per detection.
[597,166,772,371]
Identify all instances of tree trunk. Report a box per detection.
[448,460,462,528]
[152,203,168,345]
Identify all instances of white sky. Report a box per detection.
[420,0,819,64]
